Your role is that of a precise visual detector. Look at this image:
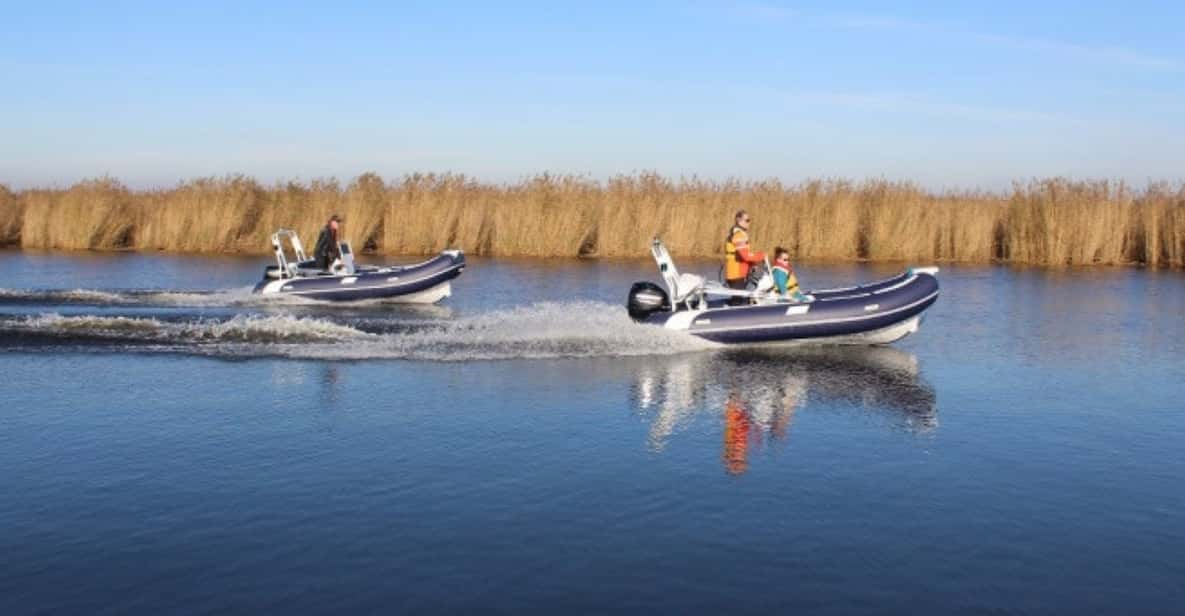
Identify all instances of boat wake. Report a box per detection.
[2,313,369,344]
[0,286,317,307]
[0,302,718,361]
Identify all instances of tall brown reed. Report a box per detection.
[20,178,136,250]
[0,184,20,245]
[5,173,1184,267]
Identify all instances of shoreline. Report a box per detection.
[0,245,1172,273]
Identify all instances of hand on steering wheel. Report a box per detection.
[746,263,766,286]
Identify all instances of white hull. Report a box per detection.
[384,281,451,304]
[748,315,923,348]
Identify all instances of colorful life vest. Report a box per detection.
[773,260,799,296]
[724,226,751,281]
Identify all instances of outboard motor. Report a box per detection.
[627,281,670,321]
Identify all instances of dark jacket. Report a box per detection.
[313,225,340,269]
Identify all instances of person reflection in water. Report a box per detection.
[636,350,935,475]
[721,385,801,475]
[722,392,753,475]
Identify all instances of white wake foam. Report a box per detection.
[0,288,134,304]
[279,301,719,361]
[4,313,372,343]
[0,302,718,361]
[0,286,317,307]
[140,288,320,307]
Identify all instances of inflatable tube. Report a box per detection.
[253,251,465,303]
[633,269,939,345]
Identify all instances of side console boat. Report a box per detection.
[627,239,939,345]
[253,229,465,303]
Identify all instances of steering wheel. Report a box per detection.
[746,262,767,288]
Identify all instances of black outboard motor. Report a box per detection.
[627,281,670,321]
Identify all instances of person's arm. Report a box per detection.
[732,233,765,263]
[736,245,765,263]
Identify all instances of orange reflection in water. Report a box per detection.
[722,388,799,476]
[722,395,753,475]
[633,348,935,476]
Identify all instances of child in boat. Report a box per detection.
[772,247,807,302]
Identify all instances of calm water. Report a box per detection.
[1,250,1184,614]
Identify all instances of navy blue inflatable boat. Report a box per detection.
[253,229,465,303]
[627,239,938,345]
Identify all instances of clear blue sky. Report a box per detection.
[2,0,1183,189]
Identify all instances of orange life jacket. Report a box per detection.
[724,226,751,281]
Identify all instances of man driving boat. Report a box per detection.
[313,214,342,272]
[724,209,766,305]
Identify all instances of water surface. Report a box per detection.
[1,250,1183,614]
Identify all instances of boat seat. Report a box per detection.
[650,238,706,304]
[670,273,706,303]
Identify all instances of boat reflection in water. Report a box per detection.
[632,347,937,474]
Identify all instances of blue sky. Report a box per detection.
[2,0,1183,189]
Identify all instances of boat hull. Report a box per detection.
[640,270,939,345]
[253,251,465,303]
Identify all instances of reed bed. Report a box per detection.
[4,174,1184,267]
[0,184,20,246]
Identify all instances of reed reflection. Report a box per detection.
[633,347,937,474]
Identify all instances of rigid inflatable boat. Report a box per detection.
[627,239,938,345]
[253,229,465,303]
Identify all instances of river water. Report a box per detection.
[1,250,1183,614]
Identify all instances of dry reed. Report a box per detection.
[0,184,20,246]
[4,173,1184,268]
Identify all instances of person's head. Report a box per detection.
[774,246,790,262]
[734,209,751,230]
[328,214,341,230]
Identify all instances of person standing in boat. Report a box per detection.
[724,209,766,305]
[314,214,342,272]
